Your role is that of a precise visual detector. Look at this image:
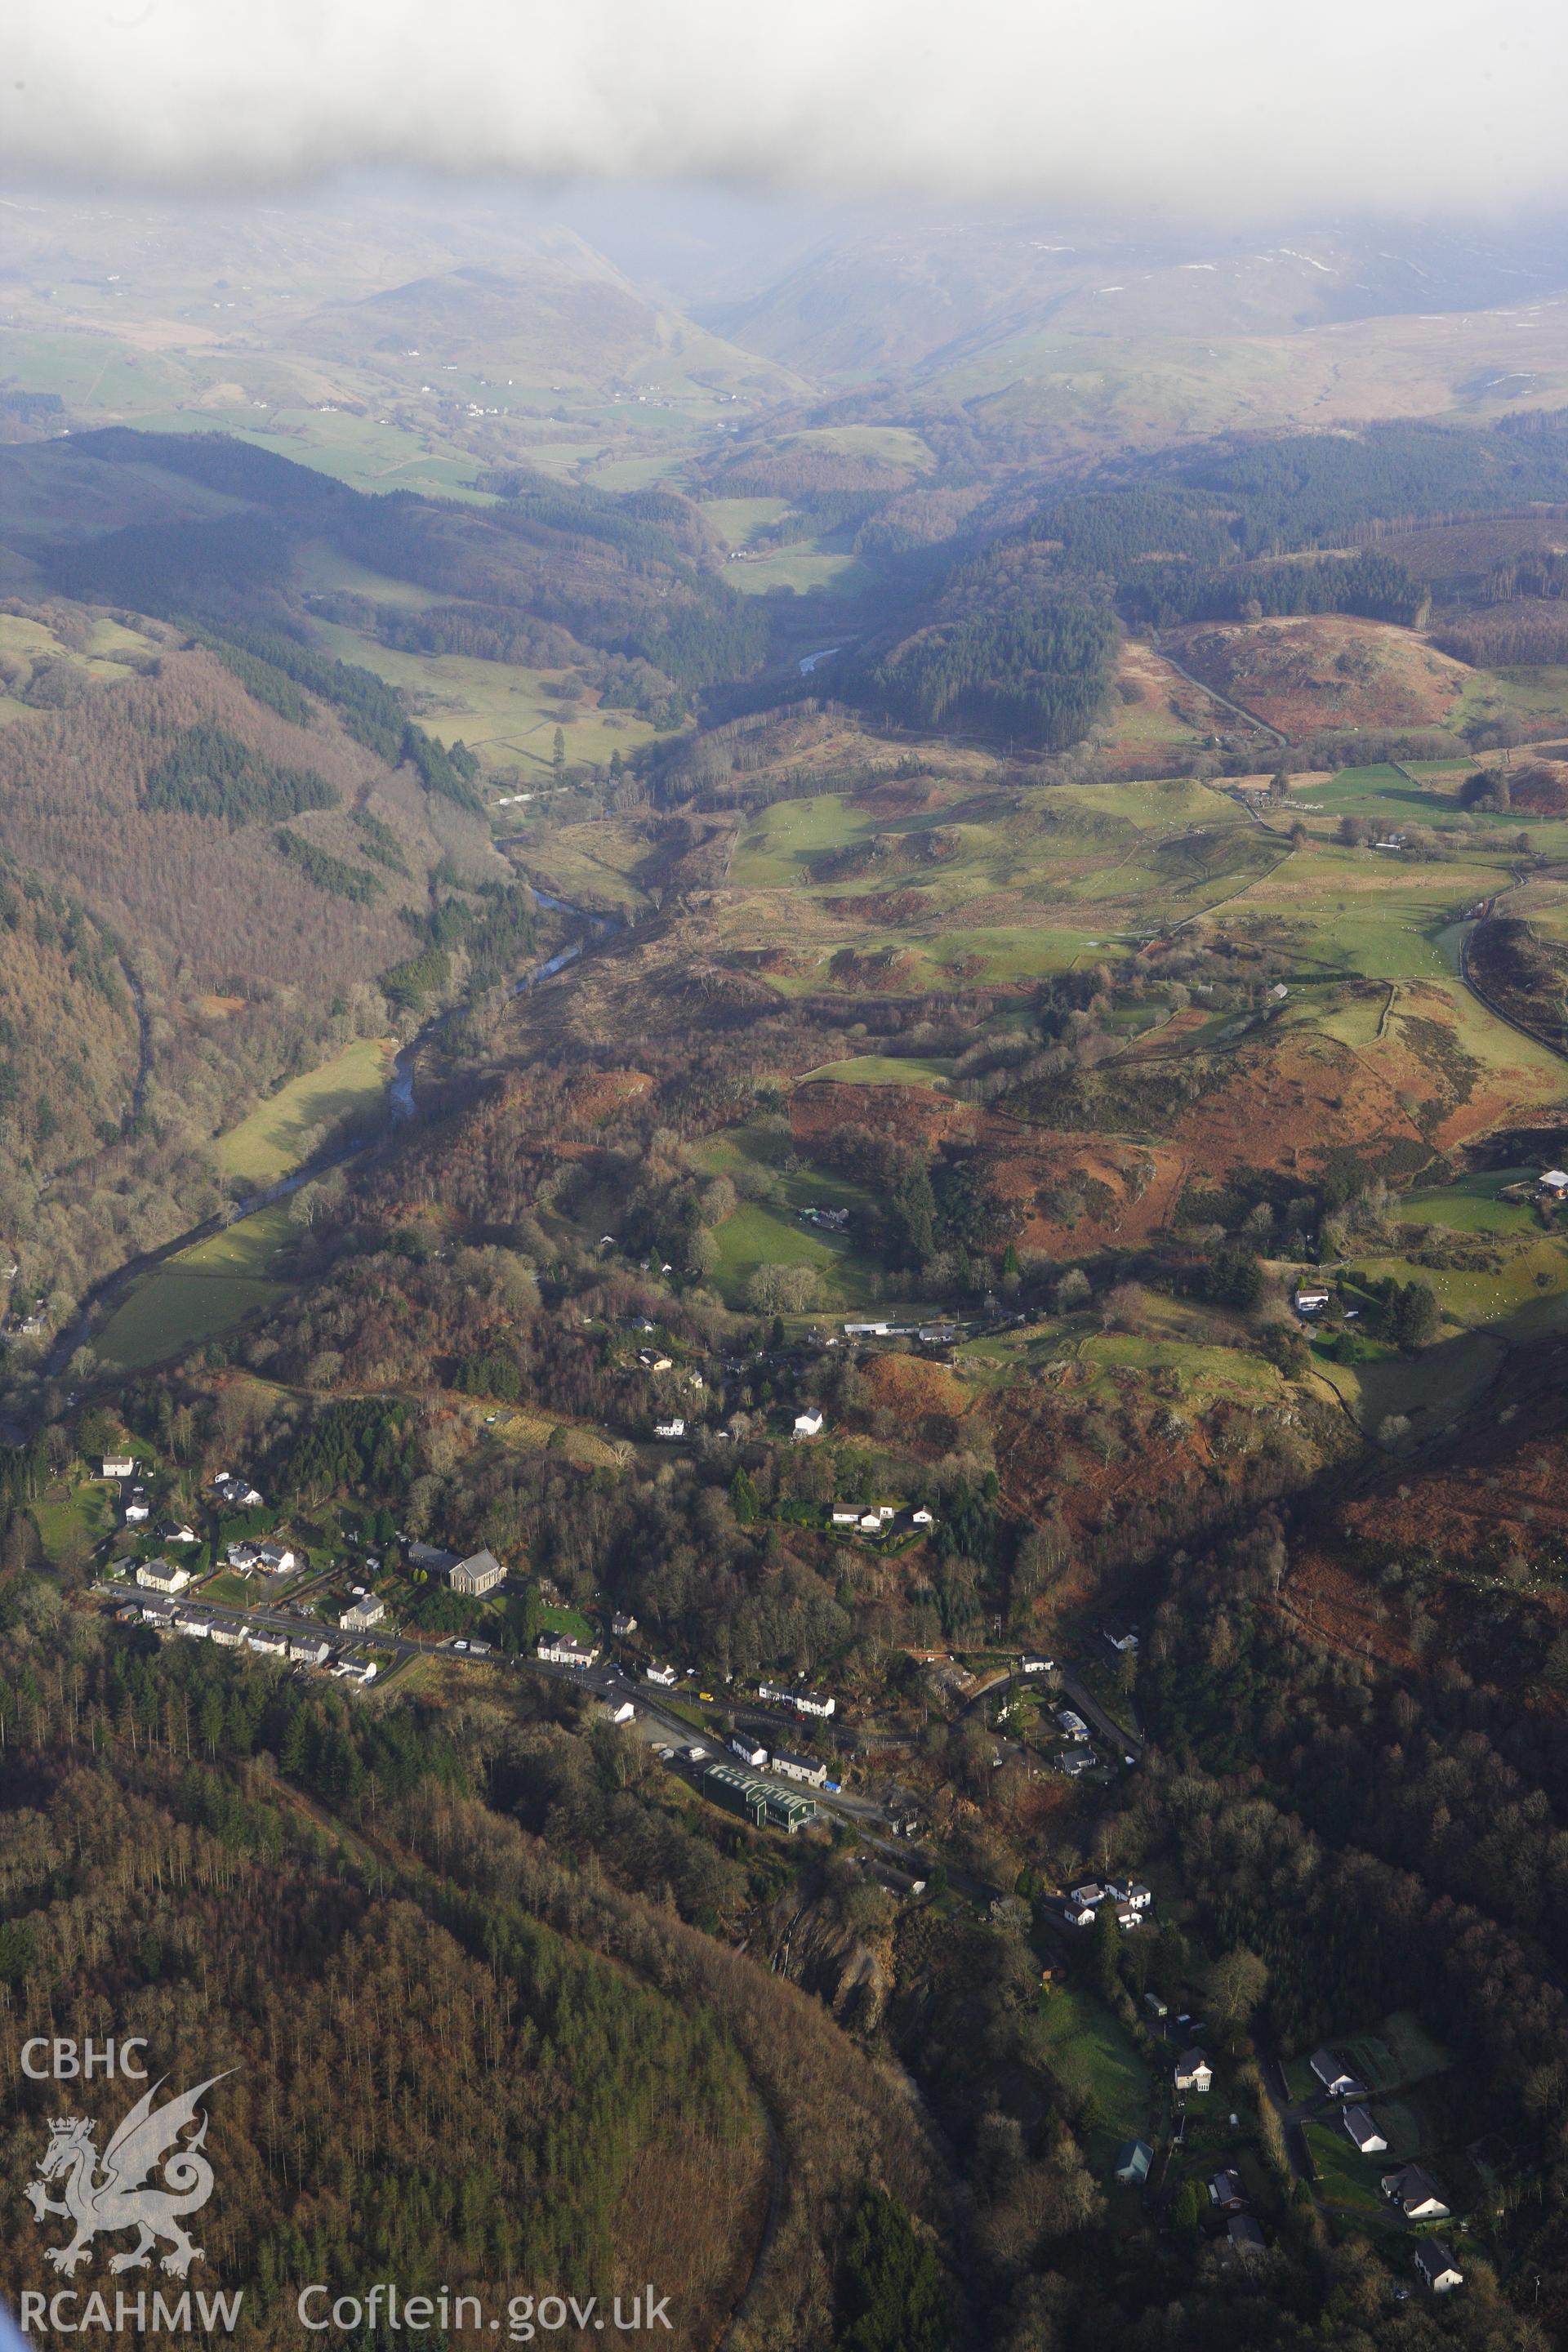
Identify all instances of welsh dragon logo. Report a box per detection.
[24,2074,232,2277]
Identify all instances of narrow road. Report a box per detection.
[1151,644,1288,746]
[105,1581,895,1833]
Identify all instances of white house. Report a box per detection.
[1414,2240,1463,2295]
[333,1655,378,1684]
[246,1629,288,1656]
[1293,1286,1332,1316]
[1107,1879,1152,1909]
[611,1610,639,1637]
[831,1508,860,1527]
[1342,2104,1387,2154]
[1539,1169,1568,1199]
[1174,2049,1213,2094]
[653,1418,686,1441]
[757,1682,835,1717]
[1310,2049,1368,2101]
[644,1663,679,1686]
[793,1409,826,1439]
[729,1734,768,1766]
[210,1623,247,1648]
[123,1498,150,1525]
[256,1544,296,1575]
[770,1750,829,1787]
[1058,1749,1096,1777]
[136,1561,191,1596]
[212,1472,263,1508]
[1383,2165,1450,2222]
[911,1508,935,1527]
[172,1613,210,1641]
[226,1541,261,1571]
[599,1697,636,1725]
[288,1633,332,1665]
[1020,1654,1054,1674]
[1065,1894,1101,1923]
[1067,1882,1106,1909]
[338,1595,385,1632]
[158,1521,198,1545]
[101,1455,136,1480]
[538,1633,599,1668]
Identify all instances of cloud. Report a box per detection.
[5,0,1566,220]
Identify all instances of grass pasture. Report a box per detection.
[215,1035,396,1187]
[1031,1988,1151,2168]
[708,1200,871,1309]
[1303,2120,1385,2213]
[306,612,677,776]
[93,1203,296,1371]
[1395,1169,1542,1236]
[801,1054,954,1087]
[1380,2009,1453,2087]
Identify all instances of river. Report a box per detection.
[34,889,617,1398]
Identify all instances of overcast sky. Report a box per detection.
[5,0,1565,221]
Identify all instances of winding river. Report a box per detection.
[33,890,618,1397]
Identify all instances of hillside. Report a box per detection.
[287,236,804,398]
[1165,614,1472,738]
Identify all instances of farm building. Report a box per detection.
[702,1763,817,1833]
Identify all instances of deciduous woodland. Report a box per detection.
[14,301,1568,2347]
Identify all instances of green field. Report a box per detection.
[200,1573,253,1608]
[709,1200,871,1309]
[802,1054,954,1087]
[131,405,496,501]
[701,497,793,550]
[1031,1988,1152,2167]
[726,547,876,599]
[1395,1170,1541,1236]
[216,1035,396,1187]
[1303,2119,1386,2213]
[93,1203,296,1370]
[307,614,676,777]
[1380,2009,1453,2087]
